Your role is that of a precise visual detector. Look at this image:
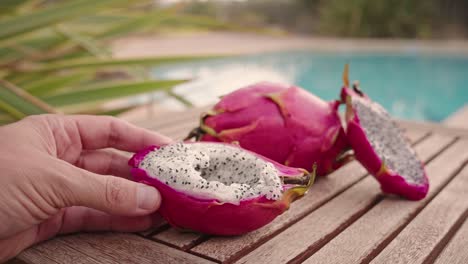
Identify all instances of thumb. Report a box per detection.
[54,160,161,216]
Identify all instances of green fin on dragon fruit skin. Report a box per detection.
[129,142,315,235]
[340,64,429,200]
[186,82,352,176]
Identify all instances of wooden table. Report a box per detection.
[16,107,468,264]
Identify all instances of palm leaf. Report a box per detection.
[0,0,30,16]
[159,14,231,30]
[166,90,194,107]
[0,111,16,123]
[55,26,110,58]
[0,80,56,118]
[99,106,134,116]
[76,105,136,116]
[18,55,223,73]
[0,98,26,119]
[0,0,128,41]
[43,79,187,107]
[95,12,168,40]
[24,72,89,96]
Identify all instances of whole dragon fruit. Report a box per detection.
[186,82,351,176]
[340,65,429,200]
[129,142,315,235]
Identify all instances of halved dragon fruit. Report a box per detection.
[341,65,429,200]
[129,142,315,235]
[186,82,351,176]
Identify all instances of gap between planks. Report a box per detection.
[148,129,429,262]
[302,139,468,264]
[19,233,215,264]
[135,121,429,260]
[235,133,454,264]
[434,214,468,264]
[371,163,468,263]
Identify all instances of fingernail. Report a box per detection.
[137,185,161,210]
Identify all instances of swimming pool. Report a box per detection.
[152,50,468,122]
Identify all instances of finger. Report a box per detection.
[57,207,156,234]
[0,209,162,261]
[53,159,161,216]
[39,208,164,237]
[0,227,37,262]
[68,115,172,152]
[75,149,132,179]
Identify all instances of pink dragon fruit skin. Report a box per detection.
[193,82,351,176]
[129,143,315,236]
[341,86,429,201]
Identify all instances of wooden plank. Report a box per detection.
[152,229,206,250]
[151,120,427,251]
[132,105,468,139]
[143,108,441,142]
[403,127,428,143]
[371,165,468,264]
[190,129,429,262]
[126,101,468,139]
[149,105,210,130]
[139,227,163,237]
[58,234,155,264]
[237,177,379,264]
[191,162,367,262]
[6,258,29,264]
[17,249,59,264]
[19,238,101,264]
[157,119,199,140]
[435,218,468,264]
[56,233,213,264]
[444,105,468,129]
[137,217,168,237]
[236,134,453,264]
[133,105,209,131]
[303,139,468,264]
[398,119,468,139]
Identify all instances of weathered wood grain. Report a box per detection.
[404,128,429,143]
[51,233,213,264]
[58,234,146,264]
[236,134,452,264]
[435,218,468,264]
[398,119,468,139]
[132,104,468,139]
[19,238,101,264]
[139,106,210,131]
[158,120,199,140]
[371,165,468,264]
[137,216,168,237]
[191,162,367,262]
[303,139,468,264]
[190,130,429,262]
[236,177,380,264]
[152,229,206,250]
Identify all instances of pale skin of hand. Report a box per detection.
[0,114,172,261]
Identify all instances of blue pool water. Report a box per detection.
[152,51,468,122]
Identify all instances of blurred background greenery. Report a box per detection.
[0,0,230,125]
[0,0,467,125]
[183,0,468,38]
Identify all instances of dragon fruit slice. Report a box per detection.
[186,82,351,176]
[129,142,315,235]
[341,66,429,200]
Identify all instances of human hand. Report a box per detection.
[0,114,172,261]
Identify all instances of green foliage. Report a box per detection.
[318,0,436,38]
[0,0,226,124]
[43,80,187,107]
[0,82,48,117]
